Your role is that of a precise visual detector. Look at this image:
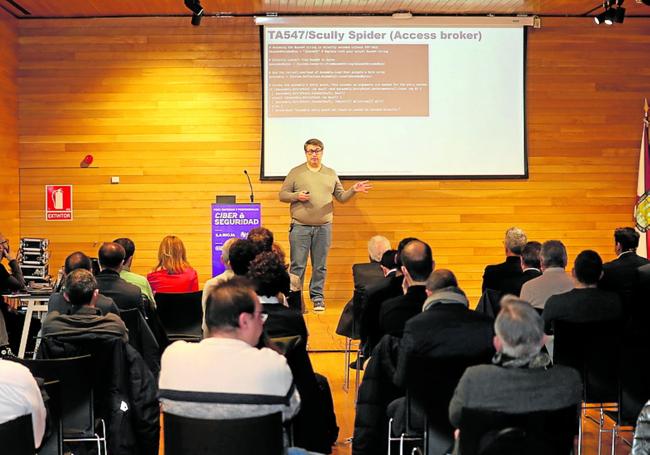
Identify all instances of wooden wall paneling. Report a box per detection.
[0,9,18,243]
[17,16,650,306]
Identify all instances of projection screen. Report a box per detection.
[258,16,529,179]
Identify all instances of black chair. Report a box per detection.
[0,413,35,455]
[390,354,493,455]
[38,380,63,455]
[475,289,503,319]
[119,307,161,377]
[458,405,579,455]
[286,289,303,313]
[553,320,621,454]
[163,411,284,455]
[603,330,650,455]
[268,335,302,357]
[22,355,107,455]
[155,291,203,341]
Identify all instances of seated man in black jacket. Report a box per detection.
[48,251,120,316]
[42,269,128,341]
[39,268,159,455]
[95,242,143,311]
[378,240,434,338]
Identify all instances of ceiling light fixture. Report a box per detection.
[594,0,625,25]
[184,0,204,26]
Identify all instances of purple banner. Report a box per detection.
[211,203,261,277]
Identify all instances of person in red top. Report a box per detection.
[147,235,199,293]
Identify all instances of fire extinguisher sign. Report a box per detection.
[45,185,73,221]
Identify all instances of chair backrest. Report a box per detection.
[553,320,620,403]
[399,353,493,453]
[163,411,284,455]
[0,414,35,455]
[286,290,303,313]
[458,405,578,455]
[22,355,95,438]
[268,335,302,357]
[475,289,503,319]
[618,335,650,425]
[119,307,161,376]
[155,291,203,340]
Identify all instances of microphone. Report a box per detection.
[244,170,254,203]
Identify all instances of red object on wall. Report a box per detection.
[45,185,73,221]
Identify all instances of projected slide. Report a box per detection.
[261,23,526,179]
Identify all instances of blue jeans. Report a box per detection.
[289,223,332,304]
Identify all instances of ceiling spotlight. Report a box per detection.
[594,0,625,25]
[184,0,204,26]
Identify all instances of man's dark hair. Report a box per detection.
[521,241,542,269]
[425,269,458,293]
[98,242,126,269]
[113,238,135,263]
[64,269,97,306]
[205,277,257,331]
[247,227,274,255]
[64,251,92,274]
[614,227,640,252]
[541,240,567,269]
[401,240,434,282]
[246,252,290,297]
[396,237,420,268]
[380,249,398,269]
[229,239,258,276]
[574,249,603,285]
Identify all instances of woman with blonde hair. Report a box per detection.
[147,235,198,293]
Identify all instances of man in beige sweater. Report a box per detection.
[279,138,371,311]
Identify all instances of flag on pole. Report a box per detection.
[634,98,650,258]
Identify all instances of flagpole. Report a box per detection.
[635,99,650,258]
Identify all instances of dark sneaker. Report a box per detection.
[313,301,325,312]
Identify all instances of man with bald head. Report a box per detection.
[378,240,434,338]
[95,242,143,311]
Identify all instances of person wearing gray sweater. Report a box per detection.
[279,138,370,311]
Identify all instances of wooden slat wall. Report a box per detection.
[17,17,650,305]
[0,10,19,242]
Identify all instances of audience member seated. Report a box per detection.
[159,278,300,431]
[48,251,120,316]
[113,237,156,304]
[247,226,303,298]
[247,252,307,342]
[228,239,258,277]
[520,240,574,310]
[0,358,46,448]
[202,238,237,303]
[247,252,338,453]
[599,227,650,316]
[360,247,402,354]
[95,242,143,311]
[38,270,159,455]
[354,235,392,294]
[501,240,543,297]
[42,269,128,342]
[147,235,199,293]
[378,239,434,337]
[448,300,582,451]
[543,250,622,335]
[337,235,391,340]
[482,226,527,294]
[386,269,495,453]
[632,400,650,454]
[0,233,27,357]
